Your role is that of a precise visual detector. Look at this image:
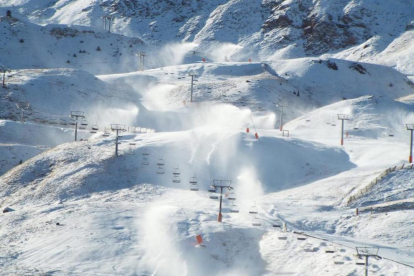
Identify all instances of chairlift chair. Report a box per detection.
[189,174,198,190]
[190,182,199,191]
[156,167,165,175]
[278,236,288,240]
[230,204,239,213]
[173,175,181,183]
[272,222,282,228]
[60,119,68,125]
[142,148,149,156]
[303,244,316,252]
[69,118,76,126]
[208,185,216,193]
[388,129,394,137]
[333,255,345,265]
[173,167,180,176]
[297,236,307,241]
[79,120,87,129]
[141,157,149,166]
[91,123,99,133]
[209,193,219,199]
[103,131,110,137]
[252,216,262,227]
[157,159,165,166]
[189,175,197,184]
[325,246,336,253]
[129,142,136,145]
[227,192,236,201]
[249,203,258,214]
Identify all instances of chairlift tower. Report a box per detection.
[102,15,114,33]
[211,180,234,222]
[189,72,198,102]
[406,124,414,163]
[338,114,350,146]
[356,247,380,276]
[70,111,85,141]
[111,124,127,156]
[0,65,11,88]
[136,52,146,71]
[16,102,30,123]
[276,102,287,131]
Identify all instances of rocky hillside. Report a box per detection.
[2,0,414,64]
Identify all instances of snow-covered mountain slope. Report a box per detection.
[3,0,414,65]
[99,58,414,118]
[1,68,139,126]
[350,168,414,208]
[0,120,74,175]
[2,1,414,275]
[0,15,144,74]
[0,127,353,206]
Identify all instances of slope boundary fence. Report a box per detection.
[346,163,413,206]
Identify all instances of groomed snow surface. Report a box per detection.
[1,60,414,275]
[1,4,414,273]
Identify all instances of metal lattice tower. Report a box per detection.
[102,15,114,33]
[189,72,198,102]
[136,52,146,71]
[338,114,350,146]
[70,111,85,141]
[407,124,414,163]
[356,247,380,276]
[276,101,287,131]
[16,102,30,123]
[211,180,233,222]
[110,124,127,156]
[0,65,11,88]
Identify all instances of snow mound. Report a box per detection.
[0,128,354,205]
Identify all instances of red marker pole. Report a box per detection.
[407,125,414,163]
[218,187,223,222]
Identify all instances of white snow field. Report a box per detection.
[1,1,414,275]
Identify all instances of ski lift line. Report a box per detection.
[286,231,414,269]
[249,114,258,135]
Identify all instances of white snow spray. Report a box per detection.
[139,205,188,276]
